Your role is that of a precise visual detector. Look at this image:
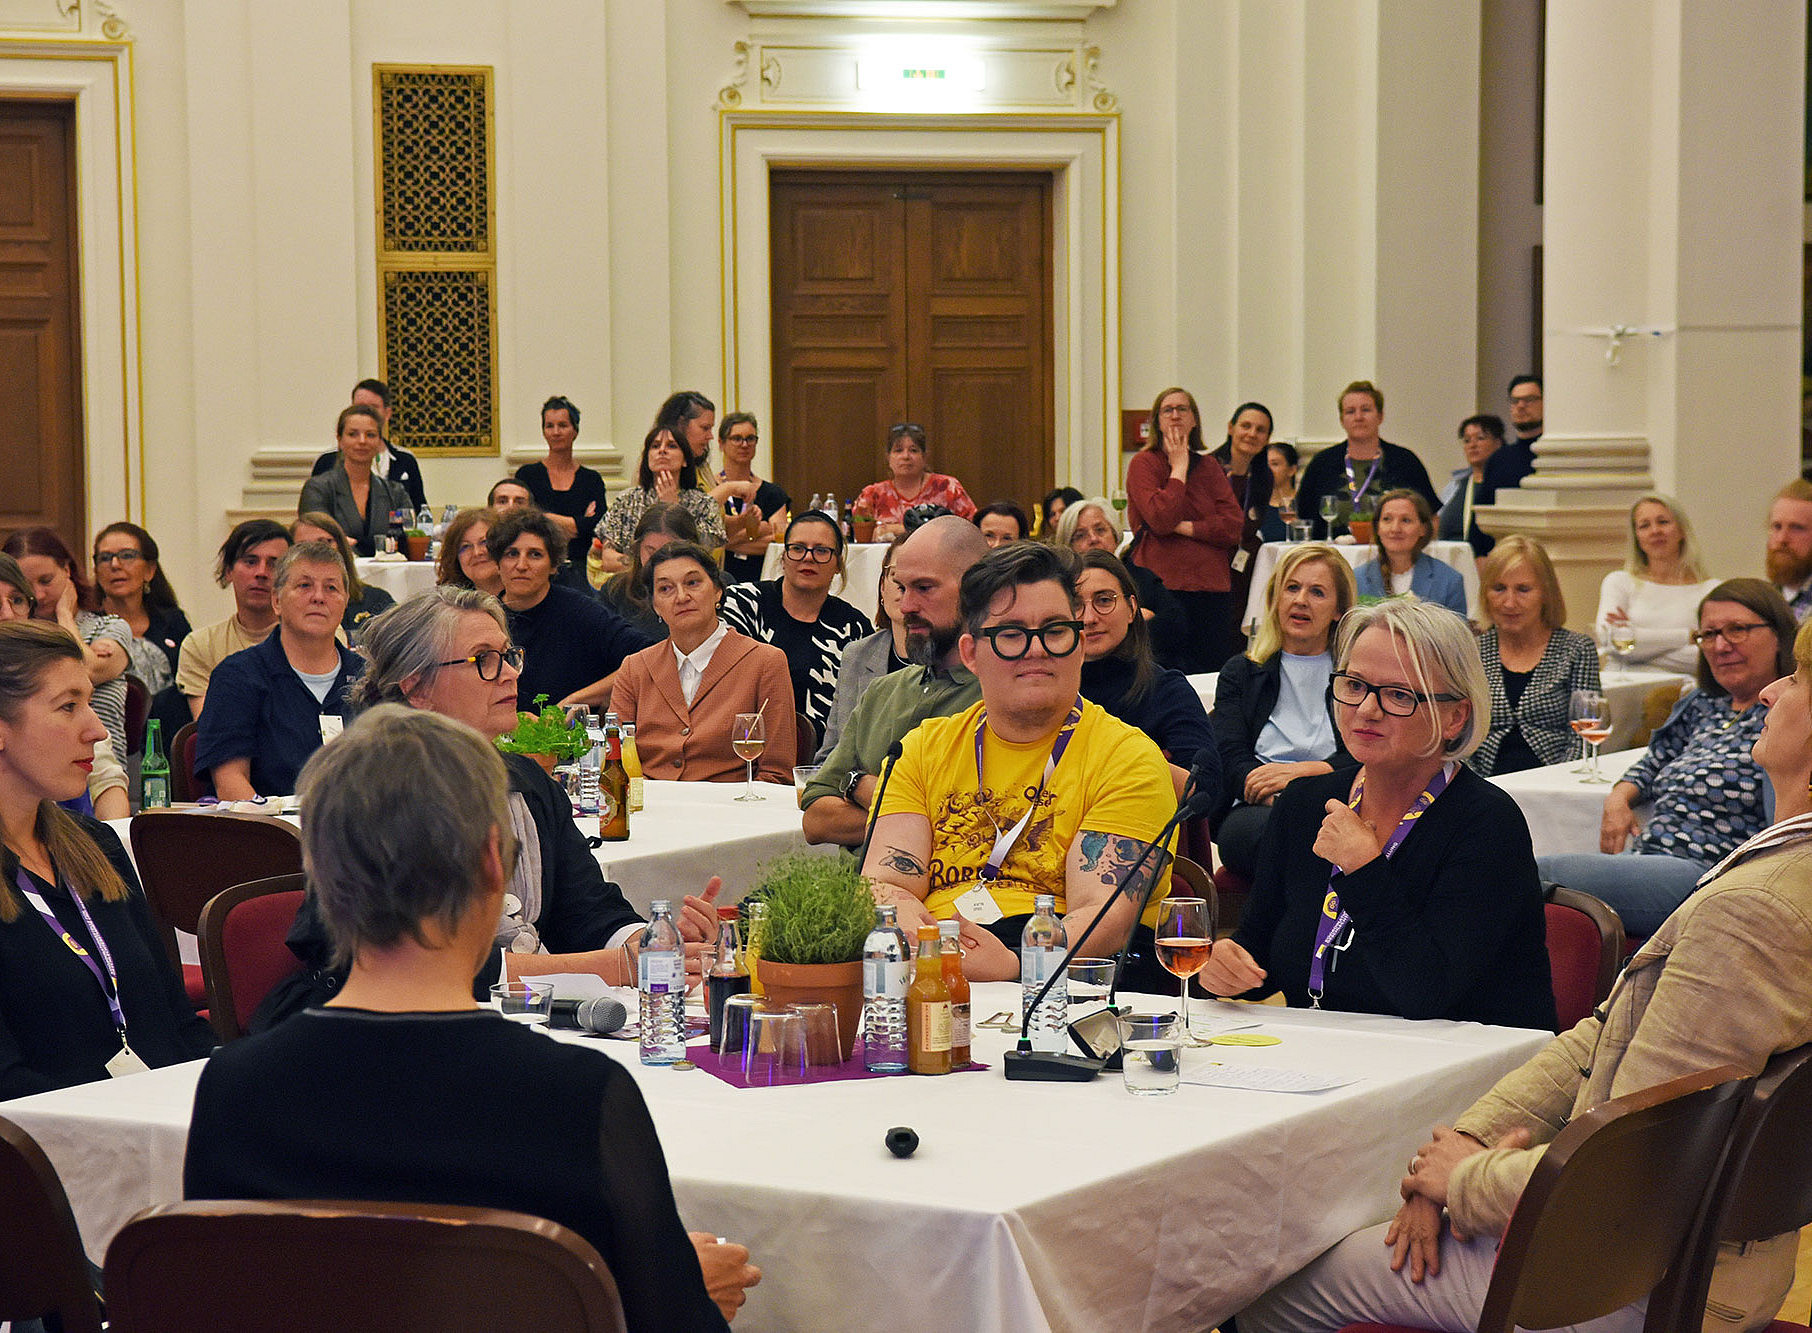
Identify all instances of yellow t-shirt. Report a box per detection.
[878,697,1175,928]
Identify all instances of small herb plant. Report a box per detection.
[749,851,874,966]
[495,695,589,761]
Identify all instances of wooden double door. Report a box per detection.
[769,170,1053,518]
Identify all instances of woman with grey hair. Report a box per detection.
[186,705,754,1329]
[1054,497,1188,669]
[252,587,718,1030]
[1198,598,1556,1028]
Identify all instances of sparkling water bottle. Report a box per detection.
[638,900,686,1065]
[862,904,911,1072]
[1020,893,1069,1053]
[576,709,602,815]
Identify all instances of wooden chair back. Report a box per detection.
[0,1115,104,1333]
[1631,680,1689,748]
[795,710,818,767]
[197,873,307,1042]
[104,1199,628,1332]
[129,811,303,974]
[1474,1064,1749,1333]
[1542,884,1626,1030]
[168,720,201,802]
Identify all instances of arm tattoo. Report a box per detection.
[880,845,927,878]
[1080,830,1172,900]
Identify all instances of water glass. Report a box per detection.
[490,980,554,1026]
[792,764,821,810]
[787,1001,842,1067]
[744,1009,808,1085]
[1066,958,1116,1015]
[715,993,767,1057]
[1287,520,1314,543]
[1118,1012,1182,1096]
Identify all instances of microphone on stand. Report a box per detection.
[851,741,905,870]
[1002,749,1217,1083]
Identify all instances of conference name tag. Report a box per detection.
[1231,547,1251,574]
[951,883,1003,925]
[106,1042,149,1079]
[319,715,344,743]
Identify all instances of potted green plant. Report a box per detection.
[403,526,431,561]
[749,850,875,1059]
[495,695,589,774]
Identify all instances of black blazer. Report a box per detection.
[297,465,413,557]
[1210,651,1354,821]
[311,444,427,512]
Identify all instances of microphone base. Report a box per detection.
[1002,1050,1105,1082]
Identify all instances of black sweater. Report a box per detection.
[1080,655,1220,814]
[1231,765,1557,1030]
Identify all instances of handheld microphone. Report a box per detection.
[549,996,628,1034]
[851,740,905,869]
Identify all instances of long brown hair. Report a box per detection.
[1,527,97,613]
[0,622,129,921]
[436,507,497,589]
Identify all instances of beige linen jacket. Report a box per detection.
[1446,828,1812,1331]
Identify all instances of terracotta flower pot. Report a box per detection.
[851,519,876,544]
[521,752,560,776]
[404,534,431,561]
[756,958,864,1061]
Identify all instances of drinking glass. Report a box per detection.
[732,712,766,802]
[744,1009,808,1085]
[1117,1012,1181,1095]
[1319,494,1342,537]
[1110,487,1129,514]
[1610,623,1637,671]
[715,993,767,1058]
[787,1001,842,1067]
[1155,896,1215,1046]
[489,980,553,1026]
[1570,689,1611,783]
[1287,520,1314,544]
[1066,957,1116,1016]
[792,764,821,810]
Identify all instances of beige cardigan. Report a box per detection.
[607,627,797,785]
[1447,828,1812,1331]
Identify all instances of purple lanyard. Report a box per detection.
[14,866,126,1032]
[1344,453,1382,505]
[1308,762,1456,1004]
[972,698,1083,881]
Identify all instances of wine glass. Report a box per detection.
[1319,493,1342,537]
[1155,896,1214,1047]
[1610,623,1637,671]
[1569,689,1611,783]
[731,712,766,802]
[1110,487,1129,515]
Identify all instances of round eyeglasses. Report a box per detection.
[974,621,1084,661]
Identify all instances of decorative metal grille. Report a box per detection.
[374,64,498,455]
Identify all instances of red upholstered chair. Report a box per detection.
[197,873,306,1043]
[104,1199,628,1332]
[123,675,151,756]
[795,711,818,767]
[1542,884,1626,1031]
[0,1115,104,1333]
[1337,1064,1750,1333]
[167,720,204,802]
[1211,864,1251,937]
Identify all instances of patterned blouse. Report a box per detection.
[1622,689,1769,865]
[1469,627,1603,776]
[598,487,725,553]
[854,474,977,525]
[718,579,873,731]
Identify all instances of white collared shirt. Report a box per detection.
[671,622,729,707]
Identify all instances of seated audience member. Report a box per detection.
[1295,380,1440,540]
[194,542,360,799]
[435,506,504,598]
[487,477,536,512]
[857,422,978,541]
[1213,544,1358,880]
[713,412,787,585]
[1266,441,1300,520]
[177,520,290,718]
[1201,598,1555,1028]
[720,511,873,736]
[601,503,701,641]
[488,507,651,709]
[595,426,728,579]
[1539,578,1792,936]
[291,511,395,637]
[297,404,412,558]
[92,521,191,697]
[0,621,214,1100]
[1037,486,1084,540]
[609,542,796,784]
[1075,550,1218,803]
[515,395,610,570]
[801,517,989,848]
[185,705,754,1330]
[307,377,426,512]
[815,536,908,764]
[1436,414,1506,557]
[1356,489,1468,616]
[1489,372,1543,487]
[1469,535,1601,777]
[0,560,128,820]
[1237,614,1812,1333]
[1595,493,1718,674]
[974,501,1031,549]
[862,542,1178,987]
[1053,496,1188,669]
[655,389,718,472]
[257,588,722,1027]
[1765,478,1812,621]
[4,527,132,764]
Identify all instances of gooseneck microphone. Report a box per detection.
[851,740,906,870]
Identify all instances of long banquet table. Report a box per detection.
[3,983,1546,1332]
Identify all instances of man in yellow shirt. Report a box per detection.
[865,542,1178,983]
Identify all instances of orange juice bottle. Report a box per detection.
[938,919,970,1068]
[907,925,952,1075]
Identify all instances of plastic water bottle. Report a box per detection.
[862,904,911,1072]
[807,492,823,514]
[1020,893,1068,1053]
[415,503,434,533]
[637,900,686,1065]
[576,709,602,815]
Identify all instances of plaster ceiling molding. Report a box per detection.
[0,0,82,35]
[727,0,1115,19]
[94,0,127,39]
[717,38,783,110]
[1054,40,1113,113]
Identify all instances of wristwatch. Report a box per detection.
[843,768,866,807]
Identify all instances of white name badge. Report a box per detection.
[319,715,344,743]
[952,882,1003,925]
[1231,547,1251,574]
[106,1041,150,1079]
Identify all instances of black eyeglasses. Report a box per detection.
[726,432,758,445]
[974,621,1084,660]
[93,549,144,566]
[1690,623,1768,647]
[783,543,837,564]
[436,646,524,681]
[1330,671,1462,717]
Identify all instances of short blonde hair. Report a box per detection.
[1248,544,1358,662]
[1624,493,1704,580]
[1480,535,1566,631]
[1334,598,1490,759]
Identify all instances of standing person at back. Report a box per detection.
[1295,381,1439,540]
[308,378,426,512]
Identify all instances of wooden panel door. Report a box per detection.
[770,171,1052,516]
[0,100,83,544]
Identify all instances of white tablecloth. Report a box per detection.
[1,985,1545,1332]
[1489,748,1646,859]
[759,540,891,622]
[1600,668,1691,753]
[1242,540,1479,632]
[352,557,438,601]
[1188,672,1219,713]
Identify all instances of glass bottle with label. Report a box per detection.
[706,905,750,1051]
[938,918,970,1068]
[599,713,629,841]
[744,900,769,996]
[907,924,952,1075]
[621,721,644,812]
[140,719,170,809]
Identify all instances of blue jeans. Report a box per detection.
[1536,852,1711,937]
